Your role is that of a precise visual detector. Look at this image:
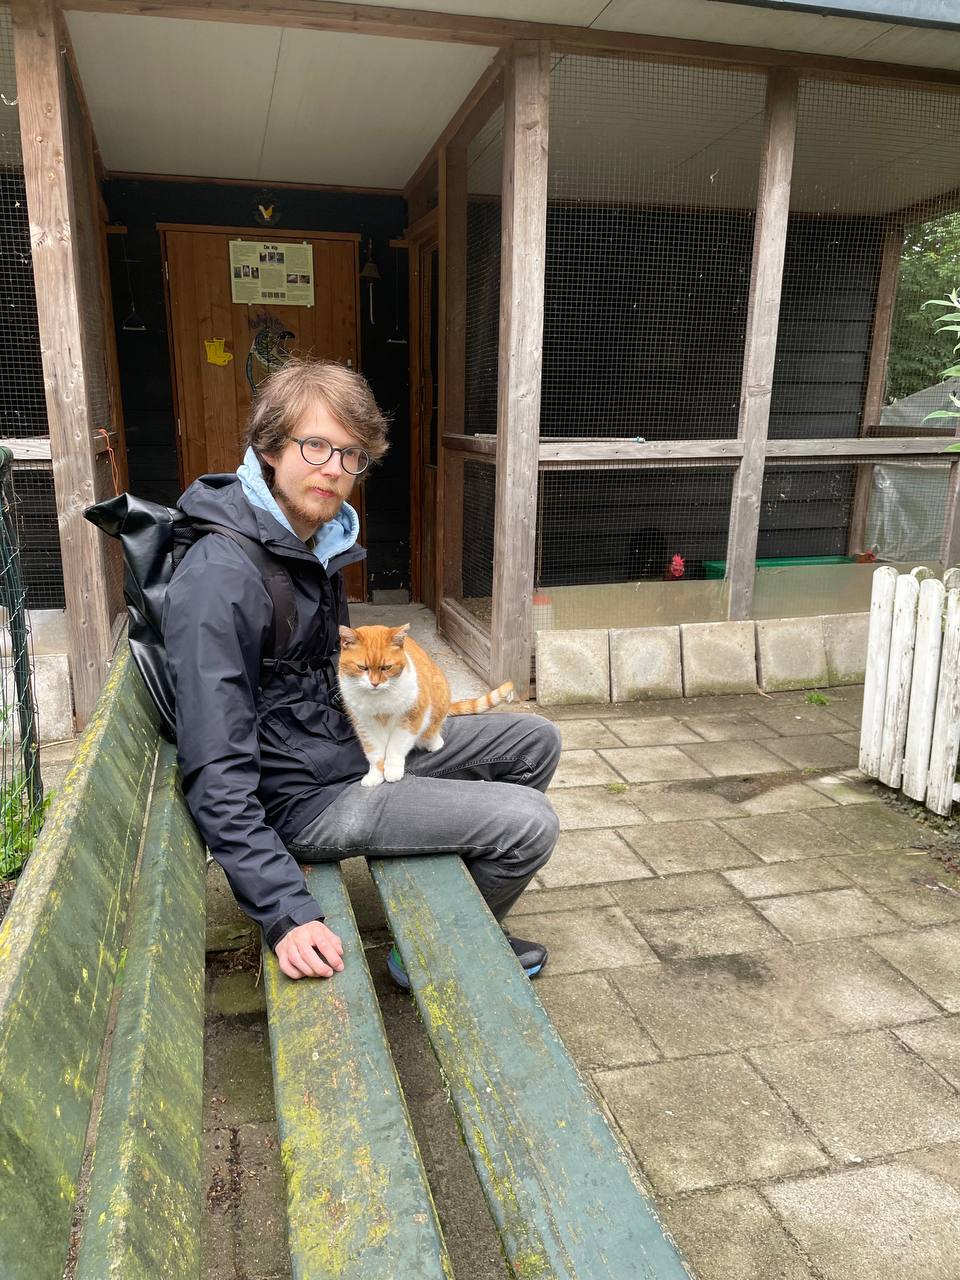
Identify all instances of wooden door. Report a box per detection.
[162,224,367,600]
[408,211,440,608]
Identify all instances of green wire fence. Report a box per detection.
[0,447,45,883]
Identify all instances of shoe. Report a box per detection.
[386,935,549,991]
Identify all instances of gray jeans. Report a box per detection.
[290,712,562,922]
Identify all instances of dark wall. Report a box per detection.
[461,204,883,594]
[102,178,411,595]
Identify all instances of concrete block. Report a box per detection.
[0,609,68,656]
[2,652,73,743]
[609,626,682,701]
[535,629,610,706]
[823,612,869,685]
[756,618,829,692]
[680,621,757,697]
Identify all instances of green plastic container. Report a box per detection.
[703,555,857,579]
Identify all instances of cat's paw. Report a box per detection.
[361,768,383,788]
[425,735,444,752]
[383,761,405,783]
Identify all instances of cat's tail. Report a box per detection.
[449,681,515,715]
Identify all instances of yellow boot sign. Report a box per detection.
[204,338,233,366]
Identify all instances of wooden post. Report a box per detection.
[489,42,550,696]
[12,0,114,725]
[437,139,468,605]
[726,70,798,621]
[848,218,904,554]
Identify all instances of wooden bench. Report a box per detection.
[0,647,691,1279]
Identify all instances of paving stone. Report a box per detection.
[619,820,761,875]
[681,739,791,777]
[514,906,658,974]
[556,718,626,750]
[603,716,704,747]
[756,617,829,692]
[206,860,257,953]
[895,1016,960,1089]
[749,705,851,736]
[828,849,960,926]
[717,812,858,863]
[681,712,779,742]
[802,770,878,805]
[550,748,624,788]
[824,698,865,727]
[610,940,937,1058]
[203,1017,276,1128]
[508,884,617,916]
[627,781,746,823]
[609,626,683,701]
[833,730,861,747]
[868,923,960,1011]
[755,888,903,943]
[750,1030,960,1161]
[595,1055,827,1195]
[202,1128,235,1280]
[722,860,853,899]
[737,780,839,815]
[536,629,610,706]
[598,745,710,783]
[765,734,859,771]
[662,1187,816,1280]
[237,1122,291,1279]
[633,902,782,960]
[764,1161,960,1280]
[538,827,653,888]
[207,968,267,1017]
[813,803,927,850]
[535,971,661,1069]
[612,871,740,914]
[681,621,758,697]
[548,785,649,830]
[897,1139,960,1195]
[823,612,870,686]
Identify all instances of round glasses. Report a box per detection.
[290,435,370,475]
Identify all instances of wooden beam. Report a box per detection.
[438,597,491,683]
[726,69,798,622]
[489,42,550,698]
[848,218,905,554]
[13,0,114,726]
[60,0,960,90]
[437,140,468,603]
[107,169,403,198]
[404,52,506,199]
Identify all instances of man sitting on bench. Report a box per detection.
[163,358,561,983]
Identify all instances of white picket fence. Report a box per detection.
[860,564,960,815]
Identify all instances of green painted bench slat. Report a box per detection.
[75,741,206,1280]
[0,648,160,1280]
[263,863,453,1280]
[369,855,692,1280]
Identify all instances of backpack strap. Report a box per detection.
[192,523,297,659]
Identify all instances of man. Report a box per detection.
[163,358,561,982]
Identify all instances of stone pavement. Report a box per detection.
[203,676,960,1280]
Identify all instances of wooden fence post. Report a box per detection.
[878,571,919,788]
[902,574,945,802]
[489,42,550,696]
[12,0,113,726]
[926,586,960,816]
[726,69,798,621]
[859,565,898,777]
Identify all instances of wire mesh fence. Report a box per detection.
[0,448,45,886]
[464,104,504,438]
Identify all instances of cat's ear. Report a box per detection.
[339,625,359,647]
[392,623,411,647]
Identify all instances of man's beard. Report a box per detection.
[274,479,347,532]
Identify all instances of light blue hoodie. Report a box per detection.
[236,446,359,568]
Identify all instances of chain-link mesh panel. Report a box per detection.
[459,458,495,626]
[772,78,960,440]
[464,105,503,437]
[543,55,765,441]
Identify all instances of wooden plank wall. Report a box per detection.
[12,0,114,725]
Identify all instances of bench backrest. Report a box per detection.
[0,648,161,1280]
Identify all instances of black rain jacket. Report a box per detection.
[162,474,369,948]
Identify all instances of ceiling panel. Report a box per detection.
[340,0,608,18]
[259,30,496,187]
[66,13,283,178]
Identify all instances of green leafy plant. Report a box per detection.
[888,214,960,403]
[0,773,50,880]
[605,781,628,795]
[920,287,960,445]
[804,691,830,706]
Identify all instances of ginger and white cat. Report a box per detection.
[337,623,514,787]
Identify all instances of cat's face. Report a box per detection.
[338,624,409,690]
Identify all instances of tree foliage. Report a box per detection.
[887,211,960,404]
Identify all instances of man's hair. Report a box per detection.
[245,357,390,485]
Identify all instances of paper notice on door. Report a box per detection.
[229,240,315,307]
